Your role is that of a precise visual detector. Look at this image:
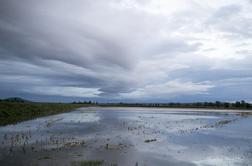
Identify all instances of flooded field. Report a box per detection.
[0,107,252,166]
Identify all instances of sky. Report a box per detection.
[0,0,252,103]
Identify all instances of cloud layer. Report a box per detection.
[0,0,252,102]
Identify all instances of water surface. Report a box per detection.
[0,107,252,166]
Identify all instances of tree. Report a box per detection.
[241,100,246,107]
[215,101,221,107]
[235,101,241,107]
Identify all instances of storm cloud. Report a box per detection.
[0,0,252,102]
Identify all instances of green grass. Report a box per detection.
[0,101,88,126]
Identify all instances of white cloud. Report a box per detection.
[120,80,214,99]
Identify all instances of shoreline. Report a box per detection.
[1,102,251,126]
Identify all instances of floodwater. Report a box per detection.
[0,107,252,166]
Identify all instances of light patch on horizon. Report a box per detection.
[0,0,252,102]
[120,80,214,99]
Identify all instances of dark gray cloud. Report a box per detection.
[0,14,131,69]
[0,0,137,98]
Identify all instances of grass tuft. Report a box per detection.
[70,160,104,166]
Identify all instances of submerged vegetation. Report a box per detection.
[144,139,157,143]
[70,160,104,166]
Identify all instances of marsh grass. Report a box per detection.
[0,101,87,126]
[38,156,52,160]
[216,119,232,125]
[70,160,104,166]
[203,119,235,129]
[144,139,157,143]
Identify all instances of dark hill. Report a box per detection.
[1,97,30,103]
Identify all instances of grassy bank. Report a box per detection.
[0,101,87,126]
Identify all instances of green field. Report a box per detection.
[0,101,87,126]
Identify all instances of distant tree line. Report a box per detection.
[98,100,252,109]
[1,98,251,110]
[72,101,98,105]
